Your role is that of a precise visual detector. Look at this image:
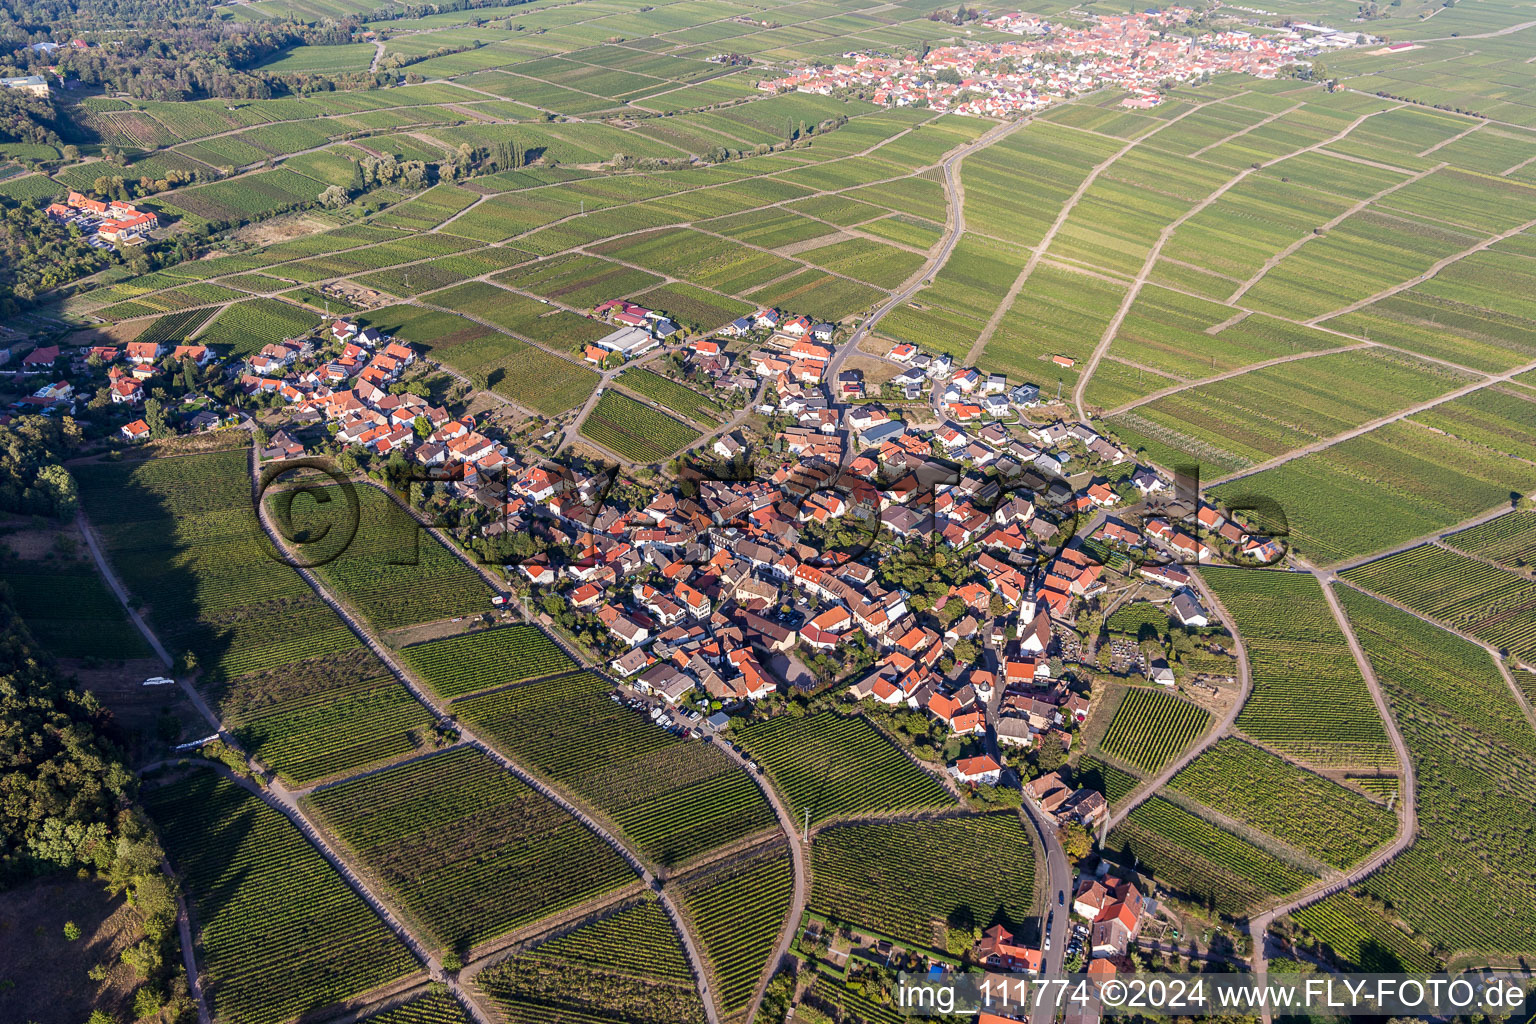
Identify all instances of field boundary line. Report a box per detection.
[1074,104,1403,419]
[1205,351,1536,489]
[1227,161,1443,305]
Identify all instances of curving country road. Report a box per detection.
[823,115,1028,388]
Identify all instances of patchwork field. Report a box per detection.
[1201,568,1394,770]
[454,670,775,868]
[306,746,635,952]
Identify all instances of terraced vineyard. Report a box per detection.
[676,844,794,1017]
[475,901,704,1024]
[307,747,635,951]
[1202,567,1394,769]
[1341,545,1536,662]
[144,771,419,1024]
[731,712,955,825]
[579,390,702,462]
[283,483,492,631]
[809,814,1035,950]
[1111,798,1314,918]
[1339,589,1536,958]
[401,624,575,699]
[455,670,775,867]
[79,449,435,785]
[1287,893,1441,972]
[1168,739,1396,869]
[1097,688,1210,774]
[1444,509,1536,568]
[0,561,150,659]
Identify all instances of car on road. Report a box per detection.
[1058,891,1065,906]
[490,593,510,606]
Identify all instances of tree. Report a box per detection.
[1035,733,1066,776]
[1059,820,1093,862]
[319,184,348,208]
[63,920,81,940]
[143,398,168,438]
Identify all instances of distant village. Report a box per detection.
[760,7,1372,115]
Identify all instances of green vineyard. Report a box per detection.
[732,712,955,825]
[144,771,419,1024]
[1444,509,1536,568]
[79,449,436,785]
[402,624,575,699]
[1202,567,1394,769]
[677,845,795,1015]
[1341,545,1536,663]
[1168,739,1396,869]
[1111,798,1314,918]
[579,390,702,462]
[357,992,475,1024]
[289,484,493,631]
[1340,589,1536,957]
[0,561,150,659]
[1288,893,1441,972]
[307,746,635,951]
[809,814,1035,950]
[1097,688,1210,774]
[476,901,703,1024]
[455,670,775,867]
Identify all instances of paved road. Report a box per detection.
[823,116,1026,387]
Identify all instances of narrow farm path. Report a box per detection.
[1102,342,1368,417]
[1205,352,1536,489]
[1244,570,1418,989]
[824,115,1024,387]
[711,740,809,1024]
[1226,162,1443,304]
[1099,566,1254,833]
[1303,216,1536,325]
[962,94,1235,368]
[253,463,723,1023]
